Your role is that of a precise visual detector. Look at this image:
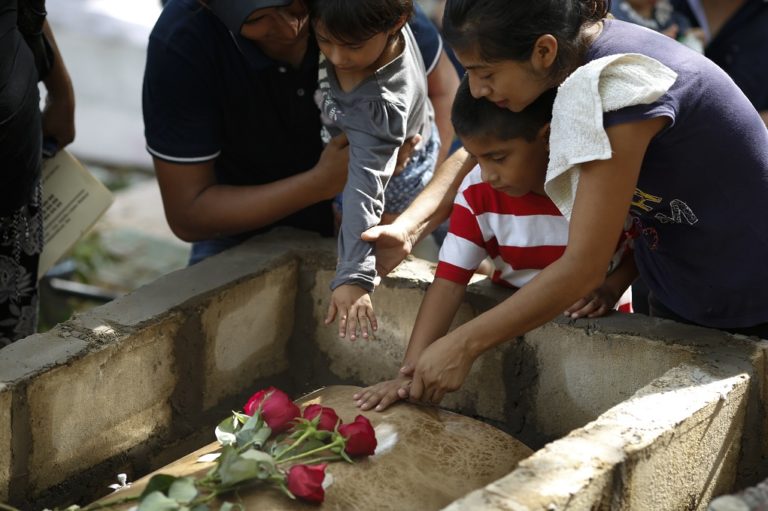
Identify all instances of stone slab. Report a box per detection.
[201,262,298,409]
[96,385,533,510]
[27,323,176,491]
[0,332,88,384]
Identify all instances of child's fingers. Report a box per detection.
[367,306,378,334]
[325,301,337,325]
[347,306,359,341]
[338,309,348,339]
[396,380,411,400]
[399,364,414,376]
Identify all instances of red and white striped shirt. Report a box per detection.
[436,166,634,312]
[436,166,568,288]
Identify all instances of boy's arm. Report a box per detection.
[402,277,466,368]
[354,277,466,411]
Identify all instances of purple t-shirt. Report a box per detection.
[587,20,768,328]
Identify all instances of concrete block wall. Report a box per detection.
[443,366,751,511]
[0,237,305,506]
[0,228,765,509]
[26,320,178,492]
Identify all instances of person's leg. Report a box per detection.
[0,53,43,347]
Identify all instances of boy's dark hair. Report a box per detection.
[307,0,413,44]
[443,0,610,84]
[451,76,556,142]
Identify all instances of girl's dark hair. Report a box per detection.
[307,0,412,44]
[443,0,610,83]
[451,76,556,142]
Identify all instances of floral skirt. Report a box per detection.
[0,179,43,347]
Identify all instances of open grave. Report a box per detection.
[1,228,766,510]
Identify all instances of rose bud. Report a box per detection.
[286,463,328,503]
[338,415,377,456]
[302,404,340,432]
[244,386,300,433]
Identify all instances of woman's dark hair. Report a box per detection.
[452,76,556,143]
[307,0,412,44]
[443,0,610,83]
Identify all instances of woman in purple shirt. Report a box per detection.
[355,0,768,409]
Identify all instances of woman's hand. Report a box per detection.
[325,284,378,340]
[352,374,412,412]
[41,91,75,150]
[361,222,415,276]
[407,332,475,405]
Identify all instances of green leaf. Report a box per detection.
[219,503,245,511]
[137,491,180,511]
[218,448,276,487]
[167,477,198,503]
[140,474,178,499]
[215,416,238,446]
[190,506,210,511]
[233,411,251,425]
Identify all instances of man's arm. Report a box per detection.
[154,135,349,242]
[760,110,768,127]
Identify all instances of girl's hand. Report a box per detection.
[325,284,378,340]
[352,375,412,412]
[408,333,474,405]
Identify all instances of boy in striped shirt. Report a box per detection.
[353,77,636,412]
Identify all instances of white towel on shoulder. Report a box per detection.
[545,53,677,220]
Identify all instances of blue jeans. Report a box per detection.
[188,236,242,266]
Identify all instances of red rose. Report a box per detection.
[302,404,340,432]
[286,463,327,503]
[243,387,300,433]
[338,415,377,456]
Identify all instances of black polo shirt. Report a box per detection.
[673,0,768,112]
[142,0,444,238]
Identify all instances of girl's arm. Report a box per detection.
[408,116,668,404]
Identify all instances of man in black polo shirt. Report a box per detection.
[143,0,460,264]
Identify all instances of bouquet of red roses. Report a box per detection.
[95,387,377,510]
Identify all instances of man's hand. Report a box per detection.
[314,134,350,199]
[325,284,378,340]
